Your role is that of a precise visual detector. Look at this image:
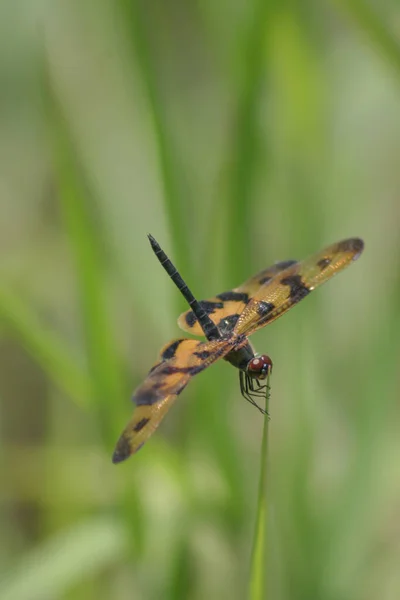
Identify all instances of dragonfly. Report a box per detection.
[112,235,364,463]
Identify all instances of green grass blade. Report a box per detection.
[0,518,127,600]
[225,0,275,284]
[332,0,400,75]
[54,135,125,447]
[43,68,126,450]
[248,370,272,600]
[0,286,91,408]
[120,0,189,272]
[44,66,144,554]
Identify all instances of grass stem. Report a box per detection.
[248,369,272,600]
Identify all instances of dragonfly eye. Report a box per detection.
[247,355,273,380]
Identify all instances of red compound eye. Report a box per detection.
[247,355,273,380]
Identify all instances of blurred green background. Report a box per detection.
[1,1,400,599]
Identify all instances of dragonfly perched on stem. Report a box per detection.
[112,235,364,464]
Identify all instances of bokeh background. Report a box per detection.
[1,1,400,599]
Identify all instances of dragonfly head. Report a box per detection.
[246,354,273,380]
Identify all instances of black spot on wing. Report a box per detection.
[280,259,297,267]
[112,435,131,464]
[161,364,204,376]
[256,301,275,325]
[317,257,331,271]
[281,275,310,301]
[134,417,150,432]
[185,299,224,328]
[135,373,192,406]
[217,313,240,334]
[216,291,249,303]
[185,311,197,327]
[193,349,213,360]
[274,260,297,271]
[258,260,297,285]
[135,388,160,406]
[148,362,161,375]
[337,238,364,255]
[258,276,271,285]
[151,381,163,391]
[257,301,275,317]
[201,300,224,313]
[175,381,187,396]
[161,339,184,361]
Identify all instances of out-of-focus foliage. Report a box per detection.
[1,1,400,599]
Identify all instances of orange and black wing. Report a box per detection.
[178,260,297,337]
[233,238,364,338]
[112,337,231,463]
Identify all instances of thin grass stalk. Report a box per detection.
[248,369,272,600]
